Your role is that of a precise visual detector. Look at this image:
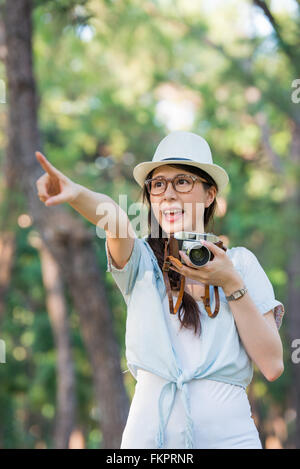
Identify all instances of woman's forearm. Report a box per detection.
[35,152,133,237]
[69,184,133,237]
[222,275,284,381]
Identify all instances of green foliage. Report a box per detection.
[1,0,298,448]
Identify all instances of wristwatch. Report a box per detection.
[225,286,248,301]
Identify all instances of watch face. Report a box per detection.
[233,291,240,299]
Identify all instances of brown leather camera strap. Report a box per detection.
[162,236,227,318]
[201,284,220,318]
[201,240,227,318]
[162,236,185,315]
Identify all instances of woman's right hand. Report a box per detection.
[35,151,81,206]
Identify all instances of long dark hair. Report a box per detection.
[141,164,218,336]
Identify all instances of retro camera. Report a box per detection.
[174,231,221,267]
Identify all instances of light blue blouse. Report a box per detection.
[105,235,285,449]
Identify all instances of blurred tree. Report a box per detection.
[0,0,298,449]
[34,234,76,448]
[2,0,129,448]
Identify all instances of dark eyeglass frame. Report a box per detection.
[144,173,209,196]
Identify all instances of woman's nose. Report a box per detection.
[164,180,178,198]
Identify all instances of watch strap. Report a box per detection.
[225,286,248,301]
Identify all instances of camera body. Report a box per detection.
[174,231,221,267]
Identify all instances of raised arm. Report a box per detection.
[35,151,135,269]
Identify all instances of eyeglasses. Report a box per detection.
[145,174,209,196]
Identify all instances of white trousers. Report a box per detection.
[121,370,263,449]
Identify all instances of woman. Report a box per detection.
[35,130,285,449]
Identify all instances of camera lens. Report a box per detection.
[189,246,210,266]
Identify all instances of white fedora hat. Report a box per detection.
[133,130,229,194]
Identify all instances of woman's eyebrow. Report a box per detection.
[152,173,190,178]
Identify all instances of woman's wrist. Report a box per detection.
[222,272,245,296]
[68,182,83,205]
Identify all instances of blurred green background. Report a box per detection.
[0,0,299,449]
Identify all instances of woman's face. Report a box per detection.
[149,165,216,236]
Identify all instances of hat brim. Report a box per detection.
[133,160,229,195]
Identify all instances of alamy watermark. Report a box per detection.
[95,196,206,239]
[0,339,6,363]
[291,79,300,103]
[0,79,6,104]
[291,339,300,364]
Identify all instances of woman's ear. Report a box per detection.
[205,186,217,208]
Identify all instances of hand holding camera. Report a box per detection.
[169,231,242,292]
[174,231,223,267]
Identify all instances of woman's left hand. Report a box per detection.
[169,240,242,292]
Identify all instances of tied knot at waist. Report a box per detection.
[156,370,195,449]
[175,370,193,390]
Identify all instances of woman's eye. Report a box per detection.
[177,178,189,185]
[153,181,163,188]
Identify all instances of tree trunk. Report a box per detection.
[4,0,129,448]
[36,236,76,449]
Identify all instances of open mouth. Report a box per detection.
[162,209,184,223]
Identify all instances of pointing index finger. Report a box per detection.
[35,151,59,177]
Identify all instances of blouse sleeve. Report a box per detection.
[105,236,142,302]
[239,247,285,331]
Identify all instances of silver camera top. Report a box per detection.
[174,231,220,244]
